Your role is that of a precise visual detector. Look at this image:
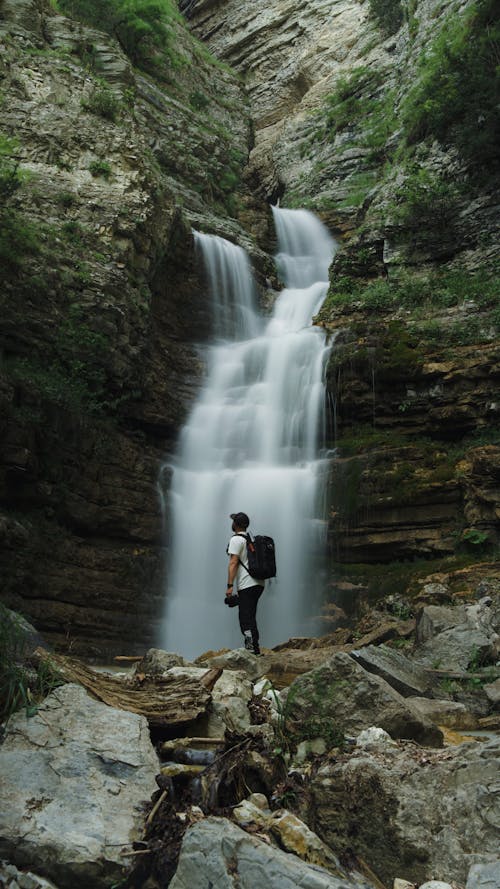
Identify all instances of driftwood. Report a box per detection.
[33,648,221,727]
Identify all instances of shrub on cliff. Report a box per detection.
[368,0,404,35]
[56,0,182,74]
[402,0,500,173]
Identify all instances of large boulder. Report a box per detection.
[415,599,500,671]
[350,645,434,697]
[0,684,159,889]
[168,816,374,889]
[407,697,477,729]
[310,737,500,886]
[286,652,443,748]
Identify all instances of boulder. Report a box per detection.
[466,861,500,889]
[174,665,254,735]
[407,697,477,729]
[415,599,499,671]
[286,653,443,748]
[483,679,500,711]
[0,684,159,889]
[134,648,186,675]
[350,645,434,697]
[311,736,500,886]
[168,817,375,889]
[0,861,60,889]
[196,648,269,680]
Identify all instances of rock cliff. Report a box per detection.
[0,0,498,653]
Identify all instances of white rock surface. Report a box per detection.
[169,816,373,889]
[0,684,159,889]
[355,727,396,748]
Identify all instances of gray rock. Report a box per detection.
[169,816,374,889]
[134,647,186,675]
[407,697,477,729]
[415,600,499,672]
[286,652,443,748]
[0,684,159,889]
[466,860,500,889]
[483,679,500,711]
[350,645,434,697]
[311,736,500,886]
[416,605,468,644]
[196,648,269,680]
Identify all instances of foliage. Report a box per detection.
[322,67,385,141]
[56,0,182,74]
[401,0,500,172]
[321,265,499,334]
[367,0,404,35]
[7,303,115,415]
[0,133,41,277]
[189,90,210,112]
[0,605,63,724]
[83,86,121,122]
[89,159,112,179]
[389,165,461,230]
[0,134,22,201]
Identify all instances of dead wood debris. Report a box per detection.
[32,648,216,727]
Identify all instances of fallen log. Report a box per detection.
[33,648,215,727]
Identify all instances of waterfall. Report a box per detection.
[161,208,337,659]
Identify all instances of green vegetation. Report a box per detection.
[0,605,63,723]
[401,0,500,173]
[56,0,184,76]
[82,85,121,122]
[7,303,116,415]
[320,266,500,343]
[0,134,40,277]
[322,67,385,141]
[367,0,404,35]
[390,164,462,231]
[88,159,112,179]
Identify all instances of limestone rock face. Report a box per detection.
[0,0,255,655]
[0,683,159,889]
[286,652,443,747]
[168,816,374,889]
[310,737,500,886]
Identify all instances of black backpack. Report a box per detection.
[237,532,277,580]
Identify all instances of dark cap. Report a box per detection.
[230,512,249,528]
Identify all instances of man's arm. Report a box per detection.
[227,554,239,594]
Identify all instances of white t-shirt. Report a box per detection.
[227,534,266,591]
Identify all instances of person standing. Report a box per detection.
[226,512,265,655]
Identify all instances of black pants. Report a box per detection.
[238,585,264,649]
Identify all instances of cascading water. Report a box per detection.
[162,208,337,659]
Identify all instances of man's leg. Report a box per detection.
[238,586,263,654]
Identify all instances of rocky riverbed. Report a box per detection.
[1,567,499,889]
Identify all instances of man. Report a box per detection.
[226,512,265,655]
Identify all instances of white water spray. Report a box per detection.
[162,208,337,659]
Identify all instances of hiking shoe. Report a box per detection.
[244,633,253,651]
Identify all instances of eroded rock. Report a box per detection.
[286,652,443,747]
[0,684,159,889]
[168,816,374,889]
[311,736,500,885]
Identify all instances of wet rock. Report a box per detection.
[0,684,159,889]
[311,736,500,886]
[286,652,443,747]
[168,816,373,889]
[350,645,434,697]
